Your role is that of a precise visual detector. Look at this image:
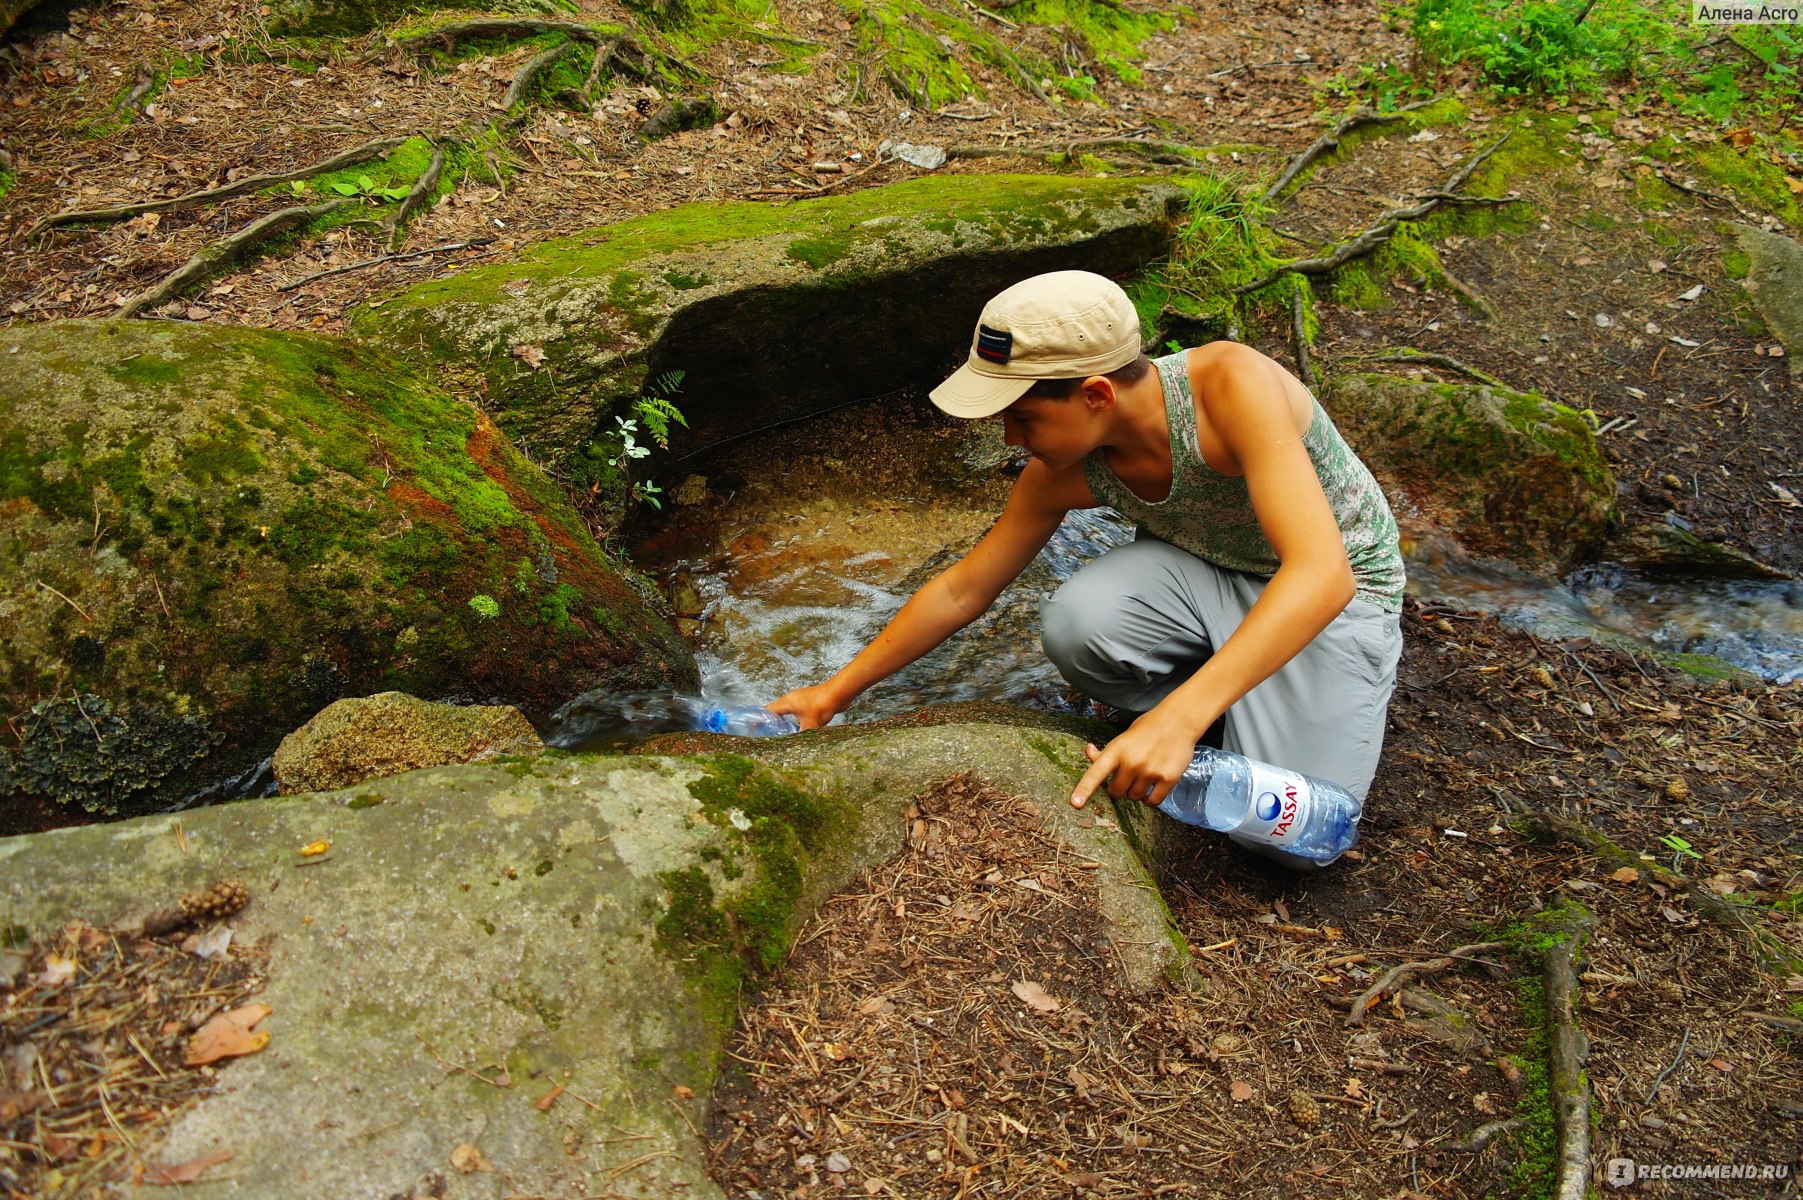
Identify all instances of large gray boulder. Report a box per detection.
[0,321,694,829]
[1734,222,1803,377]
[350,174,1187,478]
[0,723,1187,1199]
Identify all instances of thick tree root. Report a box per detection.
[1539,909,1595,1200]
[502,40,576,115]
[1291,285,1317,389]
[29,136,408,237]
[117,199,350,318]
[1234,132,1515,296]
[1261,98,1442,206]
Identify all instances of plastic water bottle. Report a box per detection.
[695,704,801,737]
[1156,746,1361,868]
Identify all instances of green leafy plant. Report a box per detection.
[1659,832,1702,862]
[292,175,412,201]
[468,593,502,619]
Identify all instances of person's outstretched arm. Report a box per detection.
[771,459,1085,729]
[1071,344,1358,809]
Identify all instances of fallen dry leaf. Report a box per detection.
[1229,1079,1255,1103]
[1344,1077,1366,1099]
[1610,867,1640,884]
[1010,979,1060,1013]
[511,343,546,369]
[140,1148,234,1186]
[672,1084,696,1100]
[38,953,76,987]
[298,839,330,858]
[185,1002,272,1066]
[450,1143,494,1173]
[535,1085,564,1112]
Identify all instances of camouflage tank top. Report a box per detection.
[1083,350,1404,613]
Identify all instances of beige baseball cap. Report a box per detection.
[929,270,1144,418]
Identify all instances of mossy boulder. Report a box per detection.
[0,320,694,830]
[350,174,1186,477]
[272,691,545,794]
[1604,519,1792,580]
[0,723,1186,1199]
[1325,372,1617,575]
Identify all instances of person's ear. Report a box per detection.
[1080,375,1116,411]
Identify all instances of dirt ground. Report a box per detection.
[3,0,1802,1194]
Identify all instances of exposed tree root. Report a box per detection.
[372,18,659,80]
[382,144,446,250]
[1234,132,1516,296]
[29,135,409,237]
[1344,941,1509,1027]
[117,199,350,318]
[1520,808,1802,973]
[502,40,575,115]
[1261,98,1443,206]
[1291,284,1317,389]
[1538,908,1595,1200]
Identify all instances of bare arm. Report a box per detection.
[771,459,1091,728]
[1072,344,1357,807]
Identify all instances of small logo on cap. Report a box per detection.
[976,324,1012,364]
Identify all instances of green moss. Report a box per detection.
[1688,142,1803,224]
[347,792,385,809]
[1024,733,1087,777]
[1724,248,1752,280]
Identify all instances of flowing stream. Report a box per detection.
[549,396,1800,747]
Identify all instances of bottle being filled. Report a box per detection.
[688,702,801,738]
[1155,745,1361,868]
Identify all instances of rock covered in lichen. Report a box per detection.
[1325,372,1618,576]
[273,691,545,794]
[0,320,695,828]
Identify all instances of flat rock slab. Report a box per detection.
[351,174,1185,471]
[1735,222,1803,378]
[0,723,1186,1199]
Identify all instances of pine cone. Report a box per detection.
[180,880,249,921]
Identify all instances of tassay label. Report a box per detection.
[1240,762,1311,846]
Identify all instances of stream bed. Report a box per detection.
[549,395,1802,747]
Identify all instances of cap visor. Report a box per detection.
[929,364,1034,418]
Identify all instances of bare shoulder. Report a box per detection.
[1011,456,1097,515]
[1185,340,1288,387]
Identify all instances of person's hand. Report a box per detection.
[768,683,845,731]
[1069,711,1201,810]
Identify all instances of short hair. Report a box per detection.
[1022,354,1152,399]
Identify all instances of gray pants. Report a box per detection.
[1041,536,1402,802]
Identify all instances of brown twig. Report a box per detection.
[1345,942,1509,1027]
[277,236,495,291]
[35,579,94,623]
